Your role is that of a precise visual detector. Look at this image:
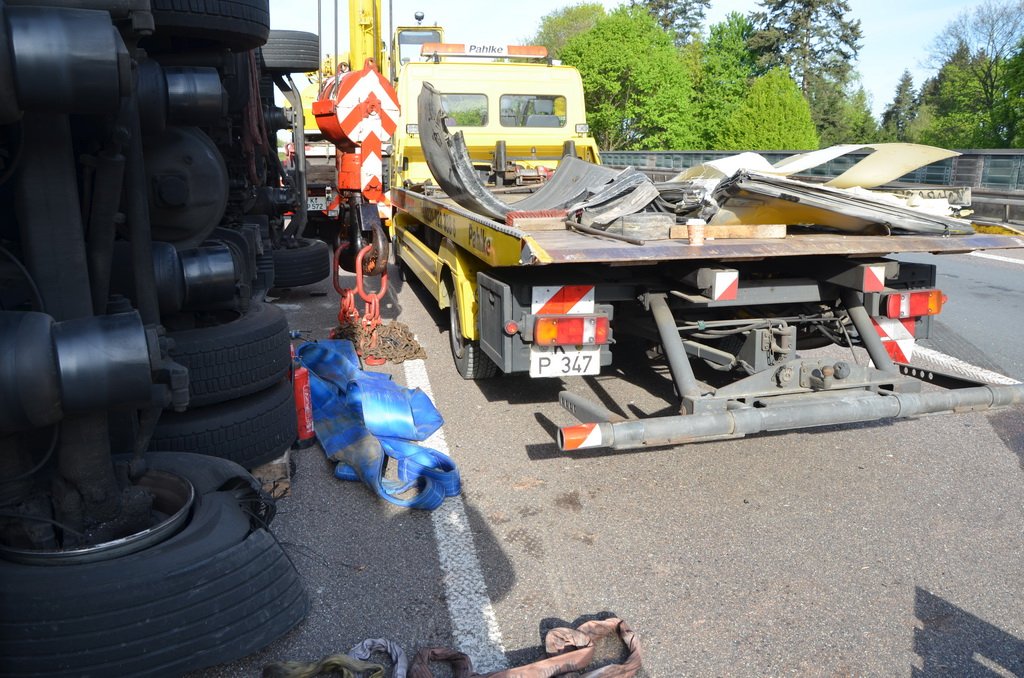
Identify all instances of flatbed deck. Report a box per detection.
[393,188,1024,267]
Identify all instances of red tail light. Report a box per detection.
[884,289,946,319]
[533,315,609,346]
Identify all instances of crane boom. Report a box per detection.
[348,0,383,71]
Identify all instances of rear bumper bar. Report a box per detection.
[558,383,1024,451]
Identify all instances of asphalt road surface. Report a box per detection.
[197,248,1024,677]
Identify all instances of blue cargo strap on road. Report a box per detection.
[296,339,459,510]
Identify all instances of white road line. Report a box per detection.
[913,346,1021,385]
[969,251,1024,266]
[402,358,508,671]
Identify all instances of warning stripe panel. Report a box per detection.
[872,317,916,363]
[532,285,595,315]
[863,265,886,293]
[712,271,739,301]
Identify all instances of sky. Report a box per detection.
[270,0,976,118]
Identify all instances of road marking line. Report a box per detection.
[402,358,509,671]
[969,251,1024,266]
[913,346,1021,385]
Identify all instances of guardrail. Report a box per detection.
[601,149,1024,223]
[600,149,1024,192]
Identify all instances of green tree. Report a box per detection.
[919,44,995,147]
[805,77,878,145]
[880,70,918,141]
[691,12,759,148]
[837,84,879,143]
[529,3,606,59]
[629,0,710,45]
[749,0,862,142]
[919,0,1024,147]
[1006,41,1024,145]
[749,0,862,92]
[561,7,698,150]
[718,68,818,150]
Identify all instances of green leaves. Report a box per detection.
[561,7,698,150]
[718,68,819,150]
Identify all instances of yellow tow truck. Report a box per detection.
[316,4,1024,451]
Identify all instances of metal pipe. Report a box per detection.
[275,74,308,238]
[122,95,161,325]
[841,289,898,374]
[14,114,93,320]
[558,383,1024,451]
[568,222,644,245]
[559,391,625,424]
[86,147,126,314]
[648,293,702,404]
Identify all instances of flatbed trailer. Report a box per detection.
[391,182,1024,452]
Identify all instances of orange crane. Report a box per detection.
[311,0,399,277]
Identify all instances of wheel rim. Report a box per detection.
[0,470,195,565]
[449,283,466,360]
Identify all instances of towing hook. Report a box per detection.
[361,219,390,277]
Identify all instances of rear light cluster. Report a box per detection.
[533,315,609,346]
[884,289,947,319]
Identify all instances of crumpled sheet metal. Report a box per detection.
[672,143,960,190]
[707,171,974,235]
[417,82,655,222]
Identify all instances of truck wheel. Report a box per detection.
[168,301,291,408]
[272,237,331,288]
[262,30,321,73]
[149,0,270,51]
[150,380,297,469]
[0,452,308,676]
[447,278,498,380]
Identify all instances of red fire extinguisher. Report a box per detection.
[292,359,316,449]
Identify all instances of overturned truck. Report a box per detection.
[0,1,311,674]
[390,83,1024,450]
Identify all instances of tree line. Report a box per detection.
[530,0,1024,151]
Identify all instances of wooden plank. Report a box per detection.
[250,449,291,499]
[670,223,787,240]
[507,216,567,231]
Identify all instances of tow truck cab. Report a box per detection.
[391,46,601,189]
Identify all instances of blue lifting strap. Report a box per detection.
[296,340,459,510]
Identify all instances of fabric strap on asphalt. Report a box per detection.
[348,638,409,678]
[409,617,643,677]
[297,340,460,510]
[262,652,384,678]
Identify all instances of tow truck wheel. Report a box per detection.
[0,452,308,675]
[446,277,498,380]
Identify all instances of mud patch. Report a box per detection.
[554,490,583,511]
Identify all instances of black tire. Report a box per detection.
[447,277,498,380]
[150,380,297,469]
[0,452,308,676]
[168,301,291,408]
[150,0,270,51]
[272,237,330,288]
[262,30,321,73]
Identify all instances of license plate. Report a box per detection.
[307,196,328,211]
[529,346,600,377]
